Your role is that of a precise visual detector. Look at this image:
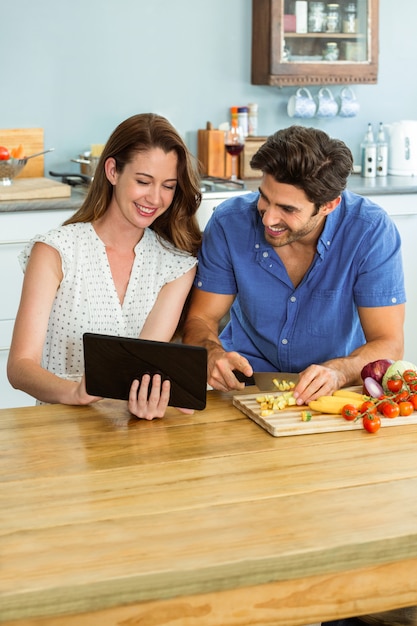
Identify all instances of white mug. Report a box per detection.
[287,88,316,118]
[339,87,360,117]
[316,87,338,118]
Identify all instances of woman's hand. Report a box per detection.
[128,374,171,420]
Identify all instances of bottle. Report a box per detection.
[237,106,249,137]
[248,103,258,136]
[230,106,239,128]
[308,2,326,32]
[326,3,341,33]
[376,122,388,177]
[361,123,377,178]
[342,2,357,34]
[322,41,339,61]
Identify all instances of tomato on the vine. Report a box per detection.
[395,391,409,404]
[382,402,400,419]
[341,404,358,421]
[361,400,377,415]
[410,395,417,410]
[377,396,390,415]
[403,370,417,384]
[363,414,381,433]
[387,377,403,393]
[398,401,414,416]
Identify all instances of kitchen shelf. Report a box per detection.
[251,0,379,87]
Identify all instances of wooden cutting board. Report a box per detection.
[0,177,71,201]
[0,128,45,178]
[233,389,417,437]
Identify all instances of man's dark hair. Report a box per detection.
[250,125,354,205]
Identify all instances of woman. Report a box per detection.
[7,113,202,419]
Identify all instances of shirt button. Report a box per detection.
[281,338,288,345]
[263,251,269,258]
[391,297,397,303]
[255,243,260,249]
[290,296,296,302]
[197,280,203,287]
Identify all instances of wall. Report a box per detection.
[1,0,417,171]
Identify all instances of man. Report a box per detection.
[183,126,405,407]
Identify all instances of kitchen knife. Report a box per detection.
[233,370,299,391]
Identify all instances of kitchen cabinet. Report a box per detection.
[0,208,74,408]
[251,0,379,87]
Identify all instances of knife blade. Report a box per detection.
[233,370,299,391]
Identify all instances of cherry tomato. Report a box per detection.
[410,395,417,410]
[398,401,414,416]
[363,414,381,433]
[403,370,417,383]
[395,391,409,403]
[377,396,390,415]
[0,146,10,160]
[408,382,417,393]
[341,404,358,421]
[382,402,400,419]
[361,400,377,415]
[387,377,403,393]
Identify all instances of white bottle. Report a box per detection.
[361,123,376,178]
[376,122,388,177]
[248,103,258,136]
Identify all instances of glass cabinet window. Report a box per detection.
[282,0,368,64]
[251,0,378,86]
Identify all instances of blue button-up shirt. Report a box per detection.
[194,190,406,372]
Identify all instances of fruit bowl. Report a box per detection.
[0,158,28,185]
[0,148,54,186]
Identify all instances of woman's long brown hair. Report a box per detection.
[64,113,202,256]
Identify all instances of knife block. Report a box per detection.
[197,129,233,178]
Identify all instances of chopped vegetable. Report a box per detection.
[272,378,296,391]
[301,410,312,422]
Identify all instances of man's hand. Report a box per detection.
[292,364,346,406]
[207,347,253,392]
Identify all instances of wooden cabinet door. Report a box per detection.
[251,0,379,86]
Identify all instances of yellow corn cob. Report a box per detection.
[308,395,363,415]
[333,389,369,401]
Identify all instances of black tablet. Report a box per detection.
[83,333,207,410]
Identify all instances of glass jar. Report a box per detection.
[342,2,357,34]
[308,2,326,33]
[322,41,339,61]
[326,3,341,33]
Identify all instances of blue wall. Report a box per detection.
[1,0,416,170]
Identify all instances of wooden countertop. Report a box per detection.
[2,391,417,625]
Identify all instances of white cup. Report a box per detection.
[316,87,338,118]
[287,88,316,118]
[339,87,360,117]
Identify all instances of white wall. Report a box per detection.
[1,0,417,169]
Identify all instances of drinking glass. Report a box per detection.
[224,126,245,181]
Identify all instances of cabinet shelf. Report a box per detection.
[251,0,379,87]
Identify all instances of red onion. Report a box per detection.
[363,376,384,399]
[360,359,394,385]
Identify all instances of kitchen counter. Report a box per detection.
[2,390,417,625]
[1,175,417,214]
